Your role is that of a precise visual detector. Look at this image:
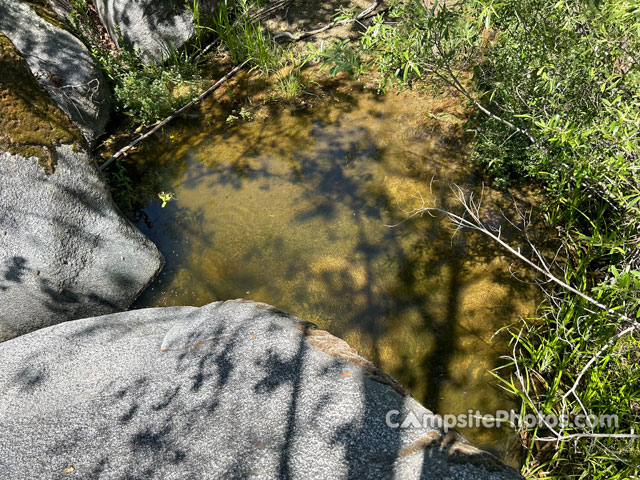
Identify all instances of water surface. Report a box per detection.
[129,79,540,461]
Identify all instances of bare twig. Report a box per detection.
[100,61,248,171]
[561,325,636,401]
[391,183,640,331]
[533,432,640,442]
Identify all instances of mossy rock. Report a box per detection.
[23,0,68,30]
[0,33,83,172]
[0,0,111,146]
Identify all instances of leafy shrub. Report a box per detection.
[306,39,363,77]
[93,37,201,124]
[67,0,201,125]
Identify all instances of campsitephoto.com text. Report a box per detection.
[385,409,620,430]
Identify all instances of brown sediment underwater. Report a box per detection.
[127,74,543,465]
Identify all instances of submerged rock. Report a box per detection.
[94,0,217,62]
[0,299,522,479]
[0,0,110,145]
[0,145,164,342]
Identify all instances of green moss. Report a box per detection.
[23,0,68,31]
[0,33,83,173]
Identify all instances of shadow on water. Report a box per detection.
[127,77,542,462]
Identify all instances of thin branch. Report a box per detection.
[389,181,639,445]
[399,184,640,331]
[100,61,248,170]
[533,432,640,442]
[561,325,636,401]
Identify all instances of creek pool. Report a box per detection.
[127,77,540,463]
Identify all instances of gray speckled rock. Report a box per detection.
[0,0,110,145]
[0,299,522,479]
[94,0,217,62]
[0,145,164,342]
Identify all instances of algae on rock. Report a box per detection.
[0,0,111,145]
[0,33,83,172]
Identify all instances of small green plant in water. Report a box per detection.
[239,106,253,121]
[275,70,303,100]
[158,191,175,208]
[226,106,253,123]
[275,54,307,100]
[306,40,363,78]
[225,113,239,123]
[273,51,308,100]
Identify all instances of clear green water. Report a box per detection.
[128,79,540,463]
